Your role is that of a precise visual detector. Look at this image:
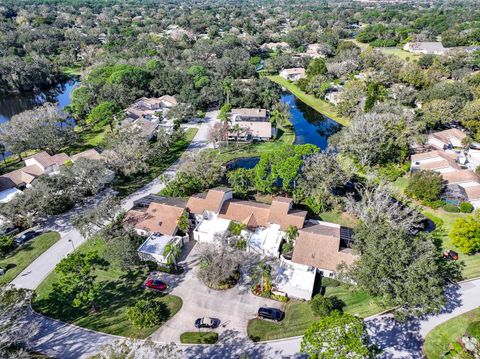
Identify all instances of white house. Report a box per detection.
[427,129,466,150]
[279,68,306,82]
[403,42,448,55]
[137,233,185,264]
[410,150,460,174]
[274,257,317,300]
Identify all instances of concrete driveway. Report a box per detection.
[150,241,284,343]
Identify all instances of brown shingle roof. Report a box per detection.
[219,199,271,228]
[465,185,480,201]
[71,149,102,162]
[442,170,480,185]
[429,129,466,146]
[27,151,70,168]
[411,150,457,161]
[0,164,43,192]
[231,108,267,118]
[227,121,272,139]
[292,222,356,272]
[186,187,232,214]
[123,201,185,236]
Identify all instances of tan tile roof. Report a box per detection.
[0,164,44,191]
[281,67,305,75]
[71,149,102,162]
[292,223,357,272]
[134,118,157,137]
[219,199,271,228]
[228,121,272,139]
[421,159,460,171]
[268,197,307,230]
[411,150,456,161]
[158,95,178,106]
[186,187,232,214]
[123,201,186,236]
[51,153,71,165]
[429,129,466,146]
[27,151,70,168]
[465,185,480,200]
[231,108,268,118]
[442,170,480,185]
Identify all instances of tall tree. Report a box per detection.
[301,312,376,359]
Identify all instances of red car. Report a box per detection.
[145,278,167,291]
[443,250,459,261]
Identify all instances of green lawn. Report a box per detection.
[61,66,83,76]
[0,232,60,284]
[180,331,219,344]
[344,40,421,61]
[268,75,349,126]
[247,285,387,342]
[424,307,480,358]
[33,238,183,338]
[113,127,198,197]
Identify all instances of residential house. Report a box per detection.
[403,42,448,55]
[291,220,356,278]
[228,108,275,141]
[260,42,290,52]
[279,68,306,82]
[124,96,178,138]
[274,258,316,301]
[410,150,461,174]
[305,43,326,58]
[427,129,466,150]
[0,149,103,203]
[123,194,189,264]
[442,170,480,208]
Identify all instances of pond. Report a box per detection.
[281,92,341,149]
[0,78,79,124]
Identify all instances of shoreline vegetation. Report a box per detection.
[267,75,349,127]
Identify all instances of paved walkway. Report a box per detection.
[11,111,217,290]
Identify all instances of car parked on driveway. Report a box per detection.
[145,278,168,291]
[14,230,41,246]
[195,317,219,329]
[257,307,285,322]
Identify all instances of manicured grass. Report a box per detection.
[268,75,349,126]
[344,40,421,61]
[247,286,386,342]
[318,210,359,228]
[33,238,183,338]
[61,66,83,76]
[424,307,480,358]
[113,127,198,197]
[180,331,219,344]
[0,232,60,284]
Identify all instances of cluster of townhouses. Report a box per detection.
[122,95,178,139]
[124,187,356,301]
[411,128,480,208]
[0,149,102,203]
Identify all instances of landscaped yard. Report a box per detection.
[424,307,480,358]
[33,238,183,338]
[268,75,349,126]
[344,39,421,61]
[180,331,219,344]
[247,285,386,342]
[0,232,60,285]
[114,127,198,197]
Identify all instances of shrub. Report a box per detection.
[405,170,443,202]
[310,295,345,317]
[271,294,289,302]
[321,277,341,287]
[180,331,218,344]
[460,202,474,213]
[126,299,169,328]
[377,163,410,182]
[228,221,246,236]
[450,212,480,254]
[443,203,460,213]
[0,235,15,258]
[423,200,446,209]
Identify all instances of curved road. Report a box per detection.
[9,110,480,358]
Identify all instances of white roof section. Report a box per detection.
[275,258,316,300]
[247,223,283,257]
[195,214,231,244]
[138,233,176,262]
[0,187,21,203]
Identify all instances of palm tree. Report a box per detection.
[219,103,232,148]
[231,123,243,147]
[222,78,233,104]
[163,243,181,271]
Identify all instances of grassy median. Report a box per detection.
[0,232,60,285]
[180,331,219,344]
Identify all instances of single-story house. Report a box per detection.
[123,196,187,237]
[260,42,290,52]
[427,129,466,150]
[291,221,356,277]
[410,150,461,174]
[305,43,326,58]
[279,68,306,82]
[403,42,448,55]
[0,149,103,203]
[274,258,316,300]
[227,108,275,142]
